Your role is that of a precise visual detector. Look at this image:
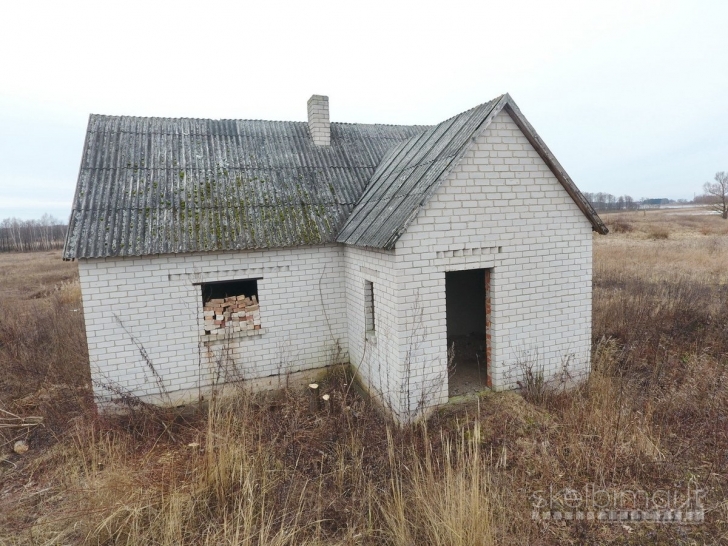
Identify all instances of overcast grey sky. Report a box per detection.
[1,0,726,221]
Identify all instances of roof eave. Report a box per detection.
[62,114,97,261]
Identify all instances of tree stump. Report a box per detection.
[308,383,320,412]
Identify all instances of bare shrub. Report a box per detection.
[608,219,633,233]
[647,225,670,239]
[517,357,548,406]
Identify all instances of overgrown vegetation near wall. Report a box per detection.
[1,209,727,544]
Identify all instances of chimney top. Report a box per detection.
[307,95,330,147]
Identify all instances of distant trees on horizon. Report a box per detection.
[582,193,639,211]
[585,171,728,219]
[4,174,726,254]
[0,215,67,252]
[583,193,699,212]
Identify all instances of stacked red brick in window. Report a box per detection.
[203,295,261,335]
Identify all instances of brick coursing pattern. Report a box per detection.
[343,245,405,415]
[307,95,330,146]
[394,110,592,415]
[79,245,348,403]
[202,295,261,336]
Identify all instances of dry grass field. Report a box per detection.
[1,209,727,545]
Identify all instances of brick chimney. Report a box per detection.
[307,95,330,146]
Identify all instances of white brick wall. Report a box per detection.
[343,246,404,415]
[395,110,593,414]
[307,95,330,146]
[79,244,348,403]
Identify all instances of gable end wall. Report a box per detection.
[395,110,593,409]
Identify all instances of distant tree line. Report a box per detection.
[0,215,68,252]
[585,171,728,219]
[582,193,700,212]
[582,193,639,211]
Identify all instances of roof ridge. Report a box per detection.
[64,111,425,259]
[88,113,431,129]
[428,94,506,127]
[89,114,308,123]
[333,121,431,128]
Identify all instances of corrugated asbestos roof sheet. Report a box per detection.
[64,95,607,259]
[336,97,503,249]
[63,117,425,259]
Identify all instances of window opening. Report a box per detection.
[365,280,375,334]
[201,279,261,336]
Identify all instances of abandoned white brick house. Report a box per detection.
[63,94,607,420]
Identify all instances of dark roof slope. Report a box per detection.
[337,95,606,249]
[337,97,502,248]
[62,116,424,259]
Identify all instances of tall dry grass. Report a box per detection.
[2,213,728,544]
[381,423,496,546]
[7,380,496,545]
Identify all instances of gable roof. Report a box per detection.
[63,95,606,260]
[62,116,424,260]
[337,94,607,249]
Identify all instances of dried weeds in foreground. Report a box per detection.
[1,211,727,544]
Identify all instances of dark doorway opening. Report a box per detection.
[446,269,489,397]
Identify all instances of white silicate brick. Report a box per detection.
[395,110,593,414]
[79,244,349,403]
